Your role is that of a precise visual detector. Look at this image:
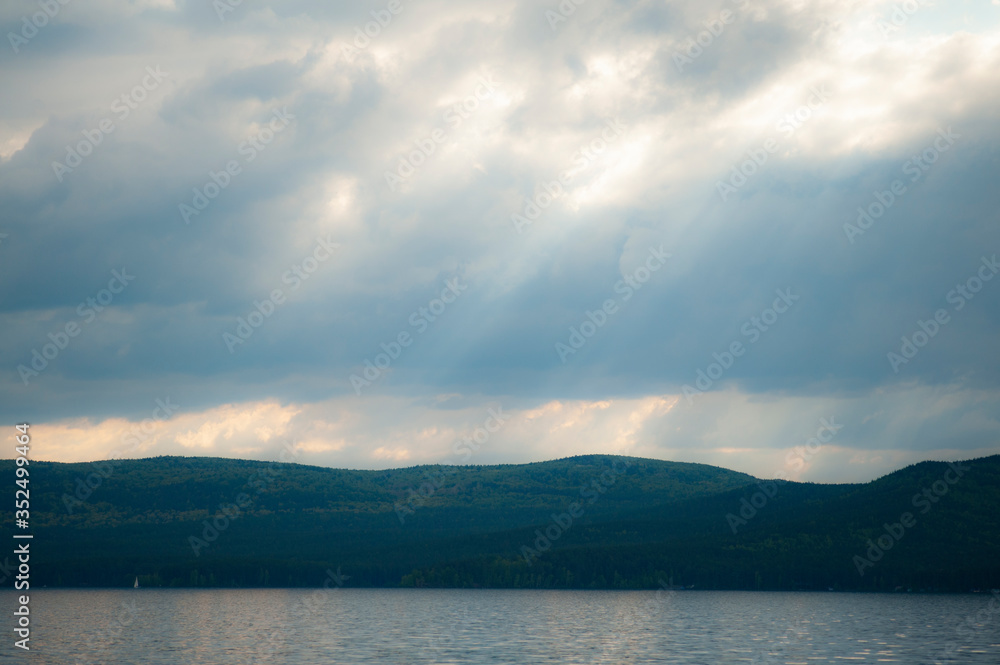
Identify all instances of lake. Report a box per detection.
[4,589,999,663]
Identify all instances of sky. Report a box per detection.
[1,0,999,483]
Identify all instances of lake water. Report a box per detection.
[3,589,1000,664]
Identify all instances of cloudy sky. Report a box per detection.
[2,0,999,482]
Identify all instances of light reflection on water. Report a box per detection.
[3,589,999,664]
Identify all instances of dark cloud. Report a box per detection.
[1,0,998,476]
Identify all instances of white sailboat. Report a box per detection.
[134,577,139,589]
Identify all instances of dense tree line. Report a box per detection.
[6,454,999,591]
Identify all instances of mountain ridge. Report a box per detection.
[5,453,998,591]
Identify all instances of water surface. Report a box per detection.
[3,589,999,663]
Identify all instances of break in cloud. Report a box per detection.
[1,0,998,482]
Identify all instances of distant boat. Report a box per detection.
[134,577,139,589]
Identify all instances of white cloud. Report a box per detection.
[2,0,999,478]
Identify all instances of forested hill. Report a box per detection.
[5,454,999,591]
